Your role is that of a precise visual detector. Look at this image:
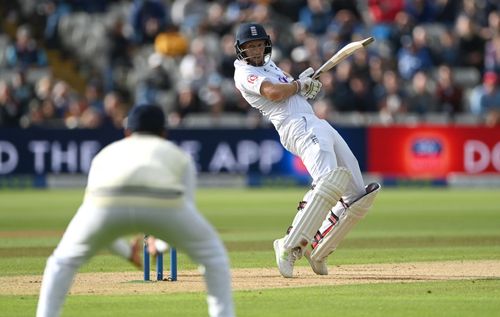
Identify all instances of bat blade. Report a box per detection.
[312,37,374,79]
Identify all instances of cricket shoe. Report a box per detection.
[304,249,328,275]
[273,238,301,278]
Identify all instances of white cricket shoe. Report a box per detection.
[304,250,328,275]
[273,238,301,278]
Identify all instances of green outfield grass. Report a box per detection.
[1,187,499,316]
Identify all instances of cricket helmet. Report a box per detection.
[235,22,272,66]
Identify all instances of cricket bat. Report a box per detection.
[312,37,375,79]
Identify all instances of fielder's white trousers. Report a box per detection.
[36,200,234,317]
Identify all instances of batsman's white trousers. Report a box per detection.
[280,113,365,200]
[36,199,234,317]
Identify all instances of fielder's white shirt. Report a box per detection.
[84,133,194,207]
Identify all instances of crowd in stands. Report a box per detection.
[1,0,500,129]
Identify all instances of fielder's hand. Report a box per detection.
[296,67,322,99]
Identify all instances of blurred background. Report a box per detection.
[0,0,499,188]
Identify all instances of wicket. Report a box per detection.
[143,235,177,281]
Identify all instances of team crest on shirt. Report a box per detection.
[247,74,258,83]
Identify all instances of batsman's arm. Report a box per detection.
[260,80,300,102]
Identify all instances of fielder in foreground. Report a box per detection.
[36,105,234,317]
[233,22,380,278]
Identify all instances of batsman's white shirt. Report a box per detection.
[36,134,234,317]
[234,59,364,193]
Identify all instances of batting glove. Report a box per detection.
[295,67,322,99]
[299,67,315,79]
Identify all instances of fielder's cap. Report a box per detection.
[126,105,166,134]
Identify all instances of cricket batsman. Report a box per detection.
[233,22,381,278]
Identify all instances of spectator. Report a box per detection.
[102,91,129,129]
[375,70,408,123]
[84,81,104,112]
[433,0,460,26]
[435,64,464,116]
[202,3,232,37]
[351,45,372,81]
[332,60,355,112]
[0,81,22,127]
[455,14,486,72]
[129,0,169,44]
[104,17,133,92]
[24,98,63,128]
[331,0,362,20]
[79,107,103,129]
[41,99,64,128]
[407,70,438,114]
[484,33,500,73]
[461,0,490,29]
[433,28,460,66]
[198,74,226,117]
[485,10,500,39]
[154,24,189,58]
[298,0,332,35]
[50,80,72,118]
[316,71,337,107]
[485,109,500,126]
[218,34,237,79]
[224,0,256,24]
[404,0,436,24]
[327,9,365,47]
[34,75,54,102]
[39,0,71,49]
[469,71,500,116]
[64,95,90,129]
[168,82,204,127]
[11,70,35,110]
[366,0,405,42]
[348,75,377,112]
[179,37,217,89]
[135,53,173,106]
[170,0,207,37]
[388,11,415,54]
[21,101,45,128]
[5,25,48,68]
[397,30,434,80]
[367,0,404,24]
[367,55,386,89]
[247,3,274,26]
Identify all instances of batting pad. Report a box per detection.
[311,183,380,261]
[283,167,351,250]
